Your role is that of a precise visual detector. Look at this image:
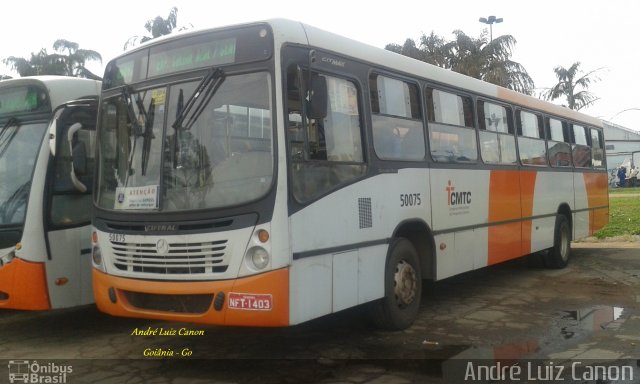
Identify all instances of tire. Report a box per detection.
[369,238,422,330]
[544,215,571,269]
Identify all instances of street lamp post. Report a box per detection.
[479,15,503,42]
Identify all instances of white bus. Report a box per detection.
[0,76,100,310]
[91,20,608,329]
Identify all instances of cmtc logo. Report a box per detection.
[446,180,472,206]
[7,360,72,383]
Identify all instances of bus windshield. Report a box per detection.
[0,120,46,225]
[96,71,273,212]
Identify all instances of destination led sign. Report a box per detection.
[0,85,49,116]
[103,24,273,89]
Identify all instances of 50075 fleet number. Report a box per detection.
[400,193,422,207]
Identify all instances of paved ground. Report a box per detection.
[1,242,639,383]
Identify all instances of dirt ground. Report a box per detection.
[1,243,639,383]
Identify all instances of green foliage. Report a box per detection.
[385,30,535,95]
[2,40,101,79]
[594,190,640,238]
[124,7,186,50]
[542,62,602,110]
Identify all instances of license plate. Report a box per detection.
[228,293,272,311]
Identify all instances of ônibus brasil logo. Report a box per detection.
[8,360,72,383]
[446,180,471,206]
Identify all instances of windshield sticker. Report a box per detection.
[115,185,159,210]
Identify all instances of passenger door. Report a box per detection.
[45,99,98,308]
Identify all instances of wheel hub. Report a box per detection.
[394,260,417,307]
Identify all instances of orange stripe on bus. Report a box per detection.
[488,170,524,265]
[0,258,51,310]
[93,268,290,327]
[583,173,609,235]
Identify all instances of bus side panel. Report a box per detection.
[530,171,575,251]
[45,226,94,309]
[0,258,50,310]
[430,169,490,278]
[436,228,488,280]
[573,171,590,240]
[289,255,332,325]
[583,172,609,235]
[522,170,555,255]
[289,245,387,325]
[288,170,428,324]
[487,170,522,265]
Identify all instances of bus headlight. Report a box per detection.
[247,246,270,270]
[92,245,104,271]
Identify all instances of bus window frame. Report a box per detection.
[477,98,517,165]
[368,71,426,162]
[544,116,573,169]
[425,85,478,164]
[570,122,593,169]
[516,108,548,167]
[283,48,368,206]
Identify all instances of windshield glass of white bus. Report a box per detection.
[0,85,50,225]
[97,72,273,211]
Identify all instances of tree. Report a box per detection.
[124,7,186,50]
[385,30,535,95]
[52,39,102,79]
[3,41,101,79]
[542,62,601,110]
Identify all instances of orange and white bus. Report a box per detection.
[0,76,100,310]
[91,19,608,329]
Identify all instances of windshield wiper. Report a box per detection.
[121,86,143,137]
[172,67,225,131]
[141,98,156,176]
[0,117,20,160]
[120,87,147,186]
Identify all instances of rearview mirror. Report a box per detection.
[67,122,87,193]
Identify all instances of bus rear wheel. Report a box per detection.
[544,214,571,269]
[369,238,421,330]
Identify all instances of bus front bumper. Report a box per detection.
[92,268,290,326]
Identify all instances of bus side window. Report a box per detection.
[370,74,425,160]
[591,128,605,168]
[426,88,477,163]
[545,117,571,167]
[50,109,96,226]
[571,123,592,168]
[286,64,366,203]
[516,110,548,166]
[478,100,516,164]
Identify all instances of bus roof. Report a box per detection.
[0,76,101,111]
[112,18,602,129]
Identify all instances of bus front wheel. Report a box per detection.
[369,238,421,330]
[544,215,571,269]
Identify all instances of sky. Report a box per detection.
[2,0,639,129]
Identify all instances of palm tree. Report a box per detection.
[124,7,185,50]
[3,41,101,79]
[419,31,448,67]
[53,39,102,79]
[445,30,534,95]
[386,30,535,95]
[542,62,601,110]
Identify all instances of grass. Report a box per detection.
[594,187,640,239]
